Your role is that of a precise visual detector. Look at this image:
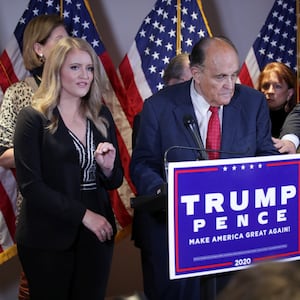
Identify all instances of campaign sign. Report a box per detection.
[168,154,300,279]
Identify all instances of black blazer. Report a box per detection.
[14,105,123,250]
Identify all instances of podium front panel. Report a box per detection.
[168,154,300,279]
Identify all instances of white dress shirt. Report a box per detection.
[190,80,223,148]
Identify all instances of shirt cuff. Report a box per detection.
[281,134,299,149]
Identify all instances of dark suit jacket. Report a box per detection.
[131,80,279,196]
[14,105,123,250]
[130,80,279,247]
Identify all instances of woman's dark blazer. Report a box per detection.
[14,105,123,250]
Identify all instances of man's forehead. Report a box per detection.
[205,61,239,74]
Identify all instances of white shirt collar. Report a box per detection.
[189,79,223,146]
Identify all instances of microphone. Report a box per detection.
[183,115,208,160]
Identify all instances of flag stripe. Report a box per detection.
[0,51,19,93]
[0,168,17,239]
[238,48,262,88]
[238,64,253,87]
[6,37,28,81]
[126,43,153,101]
[118,49,147,123]
[99,59,136,203]
[115,130,136,193]
[100,53,137,125]
[0,210,15,248]
[0,168,17,210]
[110,189,132,228]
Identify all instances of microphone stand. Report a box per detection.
[183,115,209,160]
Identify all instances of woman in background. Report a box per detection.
[257,61,296,138]
[0,14,68,168]
[14,37,123,300]
[0,14,68,300]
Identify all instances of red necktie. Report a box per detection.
[206,106,221,159]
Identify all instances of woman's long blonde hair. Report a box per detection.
[32,37,108,137]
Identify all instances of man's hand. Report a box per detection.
[272,137,296,154]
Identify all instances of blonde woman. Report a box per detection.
[14,37,123,300]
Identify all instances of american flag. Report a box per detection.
[118,0,212,126]
[0,0,134,264]
[238,0,297,87]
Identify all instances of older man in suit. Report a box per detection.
[130,36,279,300]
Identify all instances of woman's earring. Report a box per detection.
[39,53,45,64]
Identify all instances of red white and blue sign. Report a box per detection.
[167,154,300,279]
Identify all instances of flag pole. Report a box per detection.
[60,0,63,17]
[176,0,181,54]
